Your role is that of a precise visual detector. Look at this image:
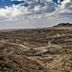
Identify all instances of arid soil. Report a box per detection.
[0,23,72,72]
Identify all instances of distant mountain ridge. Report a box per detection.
[53,23,72,27]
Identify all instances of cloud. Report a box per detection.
[0,0,57,19]
[60,0,70,9]
[59,0,72,17]
[0,0,72,20]
[0,5,30,18]
[0,0,72,29]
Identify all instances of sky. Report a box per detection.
[0,0,72,29]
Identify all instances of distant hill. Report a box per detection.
[53,23,72,27]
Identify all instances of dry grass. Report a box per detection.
[0,23,72,72]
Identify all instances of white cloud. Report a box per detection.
[0,0,72,29]
[60,0,70,9]
[0,0,57,19]
[0,0,72,20]
[0,5,30,18]
[59,0,72,17]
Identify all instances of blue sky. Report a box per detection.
[0,0,72,29]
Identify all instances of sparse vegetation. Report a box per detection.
[0,23,72,72]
